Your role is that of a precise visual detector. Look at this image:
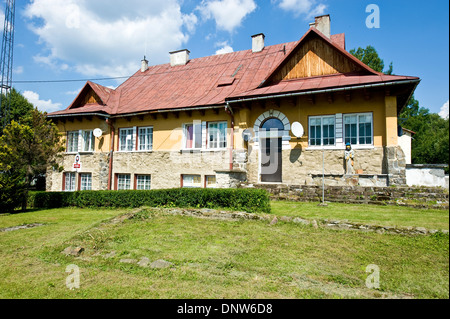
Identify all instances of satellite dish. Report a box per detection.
[242,129,253,142]
[93,128,103,138]
[291,122,304,138]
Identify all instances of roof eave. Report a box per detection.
[227,78,421,104]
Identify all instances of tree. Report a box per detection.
[349,46,393,74]
[0,108,65,211]
[351,46,449,167]
[399,98,449,166]
[1,88,34,127]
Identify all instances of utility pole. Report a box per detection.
[0,0,15,130]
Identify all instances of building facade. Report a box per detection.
[47,15,420,192]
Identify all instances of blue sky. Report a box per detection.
[6,0,450,118]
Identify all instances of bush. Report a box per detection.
[28,188,271,214]
[0,173,27,213]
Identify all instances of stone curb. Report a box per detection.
[137,207,448,236]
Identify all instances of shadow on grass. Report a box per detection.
[0,208,51,217]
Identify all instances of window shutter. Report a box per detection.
[132,127,137,151]
[335,113,343,147]
[78,130,82,152]
[202,121,207,149]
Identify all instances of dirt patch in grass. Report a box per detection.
[0,223,45,232]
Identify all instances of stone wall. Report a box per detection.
[310,174,389,187]
[47,153,110,191]
[216,170,247,188]
[113,150,231,189]
[245,146,391,185]
[383,146,407,185]
[253,184,449,210]
[46,144,408,191]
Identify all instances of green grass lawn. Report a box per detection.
[0,206,448,299]
[271,201,450,230]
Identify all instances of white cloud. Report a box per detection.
[216,45,234,55]
[23,91,63,113]
[274,0,327,18]
[65,89,81,96]
[183,13,198,33]
[439,100,449,119]
[215,41,234,54]
[198,0,257,33]
[24,0,198,77]
[13,66,24,74]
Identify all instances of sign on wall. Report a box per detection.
[73,153,82,171]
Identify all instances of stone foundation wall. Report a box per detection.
[47,153,110,191]
[246,147,386,185]
[253,184,449,209]
[46,145,408,191]
[216,171,247,188]
[113,150,231,189]
[310,174,389,187]
[384,146,407,185]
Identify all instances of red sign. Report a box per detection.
[74,164,81,169]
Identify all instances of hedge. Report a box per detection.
[27,188,271,214]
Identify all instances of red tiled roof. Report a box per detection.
[228,73,420,100]
[48,28,419,117]
[112,41,297,115]
[66,81,113,110]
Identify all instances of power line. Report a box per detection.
[11,47,288,85]
[12,75,131,84]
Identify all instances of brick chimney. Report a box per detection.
[311,14,331,38]
[252,33,265,53]
[170,49,190,66]
[141,56,149,72]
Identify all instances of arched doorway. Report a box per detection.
[259,117,284,183]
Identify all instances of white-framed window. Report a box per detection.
[67,131,79,153]
[309,116,335,146]
[119,128,134,152]
[80,173,92,191]
[82,130,95,152]
[205,175,217,188]
[207,122,227,149]
[117,174,131,190]
[138,127,153,151]
[183,122,202,149]
[344,113,373,146]
[64,172,76,192]
[136,175,151,190]
[182,174,202,188]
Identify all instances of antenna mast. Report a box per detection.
[0,0,15,129]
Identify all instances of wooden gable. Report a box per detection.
[68,82,106,109]
[81,90,102,106]
[264,29,377,86]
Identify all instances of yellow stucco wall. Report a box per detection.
[113,109,231,152]
[55,91,397,153]
[385,96,398,146]
[234,91,391,149]
[56,117,111,153]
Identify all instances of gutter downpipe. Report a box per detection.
[106,118,115,190]
[225,102,235,171]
